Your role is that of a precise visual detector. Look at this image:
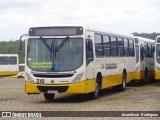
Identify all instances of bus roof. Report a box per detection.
[135,36,155,43]
[29,24,134,38]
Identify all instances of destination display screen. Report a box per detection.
[29,27,83,36]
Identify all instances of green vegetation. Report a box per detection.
[0,32,159,64]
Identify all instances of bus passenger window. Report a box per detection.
[103,35,111,56]
[136,45,139,63]
[147,44,152,57]
[94,34,104,58]
[111,36,117,56]
[140,45,145,61]
[0,57,8,65]
[117,37,124,57]
[9,57,17,65]
[129,39,134,56]
[124,38,129,57]
[144,43,148,58]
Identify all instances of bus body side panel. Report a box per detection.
[134,72,145,80]
[102,74,122,89]
[154,71,160,80]
[0,71,19,76]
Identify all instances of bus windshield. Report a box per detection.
[156,44,160,64]
[27,38,83,72]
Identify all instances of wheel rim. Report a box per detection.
[95,83,99,97]
[122,74,126,89]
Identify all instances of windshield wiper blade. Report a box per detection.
[56,36,69,52]
[51,40,55,60]
[40,37,51,52]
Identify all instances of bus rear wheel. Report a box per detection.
[44,93,55,101]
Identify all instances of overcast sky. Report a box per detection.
[0,0,160,41]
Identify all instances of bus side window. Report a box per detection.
[144,43,148,58]
[124,38,128,57]
[0,57,8,65]
[129,39,134,56]
[103,35,111,56]
[147,43,152,58]
[140,45,145,61]
[86,39,94,65]
[151,44,155,57]
[117,37,124,57]
[135,45,139,63]
[9,57,17,65]
[111,36,117,57]
[94,34,104,58]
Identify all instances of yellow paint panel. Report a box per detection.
[134,71,154,80]
[102,74,122,89]
[86,79,96,93]
[0,71,19,76]
[154,71,160,80]
[134,72,144,80]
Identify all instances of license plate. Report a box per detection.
[47,90,58,94]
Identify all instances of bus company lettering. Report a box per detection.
[105,63,117,70]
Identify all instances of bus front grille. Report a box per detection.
[37,86,69,92]
[33,74,74,78]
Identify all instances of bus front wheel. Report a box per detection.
[89,81,99,100]
[44,93,55,101]
[115,73,126,91]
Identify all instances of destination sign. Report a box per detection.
[29,27,83,36]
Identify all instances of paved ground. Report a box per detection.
[0,78,160,119]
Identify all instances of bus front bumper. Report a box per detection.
[25,80,95,94]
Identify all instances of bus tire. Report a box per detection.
[89,80,99,100]
[44,93,55,101]
[115,72,126,91]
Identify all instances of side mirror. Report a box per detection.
[19,34,27,50]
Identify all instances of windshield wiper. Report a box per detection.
[55,36,69,52]
[40,37,51,52]
[40,37,55,61]
[51,40,55,60]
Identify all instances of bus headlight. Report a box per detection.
[72,72,84,83]
[26,74,35,83]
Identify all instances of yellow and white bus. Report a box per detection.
[0,54,19,76]
[134,37,155,82]
[19,25,136,100]
[154,36,160,80]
